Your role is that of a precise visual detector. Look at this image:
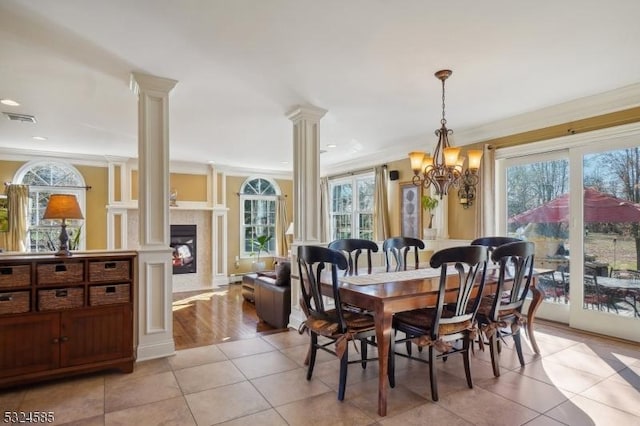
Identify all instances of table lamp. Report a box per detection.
[43,194,84,256]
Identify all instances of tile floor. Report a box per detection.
[1,321,639,425]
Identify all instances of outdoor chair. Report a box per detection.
[382,237,425,272]
[475,241,535,377]
[387,245,488,401]
[297,245,378,401]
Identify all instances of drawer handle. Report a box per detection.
[55,265,68,272]
[60,336,69,343]
[106,286,116,293]
[51,337,59,344]
[55,289,68,298]
[104,262,117,269]
[0,267,13,275]
[0,294,12,302]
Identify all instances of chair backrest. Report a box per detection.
[584,274,599,296]
[429,245,488,341]
[487,241,535,319]
[297,245,349,332]
[471,236,522,255]
[382,237,425,272]
[327,238,379,276]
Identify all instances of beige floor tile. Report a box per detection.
[276,392,376,426]
[545,394,640,425]
[378,401,472,426]
[218,409,288,426]
[393,365,478,401]
[185,381,271,425]
[609,364,640,389]
[104,371,182,412]
[18,376,104,425]
[261,329,308,349]
[476,370,574,413]
[347,380,426,419]
[250,367,332,406]
[105,357,172,385]
[544,346,627,377]
[437,386,539,426]
[312,356,381,391]
[105,396,195,426]
[566,340,640,365]
[580,375,640,416]
[280,342,336,367]
[232,350,299,379]
[174,359,246,394]
[0,388,25,411]
[521,414,567,426]
[58,414,105,426]
[168,344,228,371]
[472,343,540,374]
[520,358,605,394]
[218,337,277,359]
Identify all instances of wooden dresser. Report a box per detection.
[0,251,137,388]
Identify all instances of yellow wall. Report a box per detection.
[0,160,108,250]
[130,170,208,202]
[226,176,294,275]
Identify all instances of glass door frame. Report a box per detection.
[496,122,640,342]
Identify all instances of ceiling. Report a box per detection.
[1,0,639,176]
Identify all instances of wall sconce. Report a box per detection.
[458,177,477,209]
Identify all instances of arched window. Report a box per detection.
[240,177,279,257]
[15,161,86,252]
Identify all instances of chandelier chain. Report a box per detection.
[441,78,447,126]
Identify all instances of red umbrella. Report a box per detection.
[509,188,640,224]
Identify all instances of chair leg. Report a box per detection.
[489,333,500,377]
[388,330,396,388]
[307,334,318,380]
[337,349,349,401]
[361,339,367,369]
[512,330,525,367]
[463,337,473,389]
[428,346,438,401]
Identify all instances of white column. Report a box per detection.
[130,72,178,361]
[286,105,326,329]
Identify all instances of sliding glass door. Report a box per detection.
[497,124,640,342]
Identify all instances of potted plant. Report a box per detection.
[251,234,272,271]
[421,195,439,239]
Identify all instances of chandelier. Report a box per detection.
[408,69,483,203]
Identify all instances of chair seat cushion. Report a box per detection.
[305,309,375,337]
[395,307,472,335]
[476,294,517,319]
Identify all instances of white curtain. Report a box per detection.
[320,177,331,243]
[275,195,289,257]
[476,144,495,237]
[0,184,29,252]
[374,166,391,241]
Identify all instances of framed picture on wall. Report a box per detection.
[0,195,8,232]
[399,182,421,239]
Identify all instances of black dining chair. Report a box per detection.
[327,238,379,276]
[475,241,535,377]
[297,245,378,401]
[387,245,488,401]
[382,237,425,272]
[471,236,522,257]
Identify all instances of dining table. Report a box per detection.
[325,266,546,417]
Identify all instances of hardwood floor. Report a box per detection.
[172,283,280,350]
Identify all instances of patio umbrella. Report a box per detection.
[509,188,640,224]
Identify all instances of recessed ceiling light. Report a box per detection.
[32,136,48,141]
[327,144,337,148]
[1,99,20,106]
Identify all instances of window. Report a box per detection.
[329,173,374,240]
[240,177,279,257]
[15,161,86,252]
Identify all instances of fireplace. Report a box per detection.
[170,225,197,274]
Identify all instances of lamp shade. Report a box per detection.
[43,194,84,220]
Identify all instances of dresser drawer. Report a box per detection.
[89,260,130,282]
[0,265,31,288]
[0,291,30,314]
[37,262,84,285]
[89,283,130,306]
[38,287,84,311]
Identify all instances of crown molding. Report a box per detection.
[0,147,124,166]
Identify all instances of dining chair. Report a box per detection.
[610,269,640,316]
[387,245,488,401]
[327,238,379,276]
[470,236,522,257]
[297,245,378,401]
[382,237,425,272]
[475,241,535,377]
